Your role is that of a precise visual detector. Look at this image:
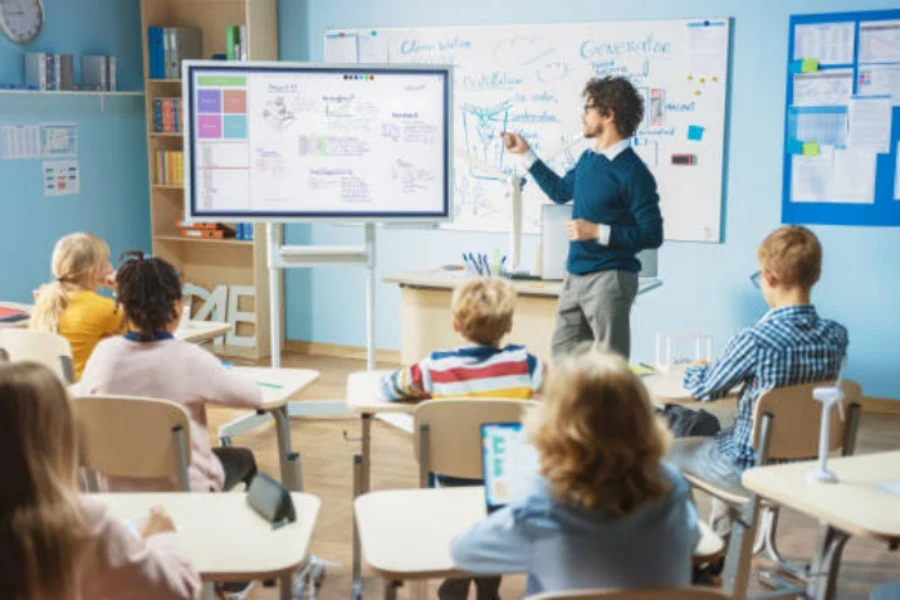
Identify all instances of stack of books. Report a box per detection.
[174,220,235,240]
[147,27,202,79]
[155,150,184,186]
[152,97,183,133]
[24,53,74,90]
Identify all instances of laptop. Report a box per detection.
[480,422,540,513]
[540,203,658,280]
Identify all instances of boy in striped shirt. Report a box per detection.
[380,276,544,401]
[380,276,543,600]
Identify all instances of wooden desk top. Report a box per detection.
[383,270,662,299]
[95,492,320,581]
[231,367,320,410]
[742,451,900,543]
[346,370,419,415]
[355,486,723,580]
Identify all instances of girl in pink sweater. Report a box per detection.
[77,251,263,492]
[0,360,201,600]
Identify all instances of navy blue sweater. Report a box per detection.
[529,147,663,275]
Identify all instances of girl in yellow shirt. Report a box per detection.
[31,233,127,380]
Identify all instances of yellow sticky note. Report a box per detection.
[699,77,706,84]
[801,58,819,73]
[693,89,702,96]
[802,142,820,157]
[687,74,694,81]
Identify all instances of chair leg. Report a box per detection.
[721,498,762,600]
[761,505,809,581]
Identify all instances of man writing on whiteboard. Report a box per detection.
[502,76,663,360]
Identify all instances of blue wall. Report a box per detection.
[279,0,900,399]
[0,0,149,302]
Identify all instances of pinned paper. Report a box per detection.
[802,142,820,157]
[790,58,820,74]
[687,125,704,141]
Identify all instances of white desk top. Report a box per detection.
[231,366,320,410]
[742,451,900,543]
[346,370,418,415]
[355,486,723,580]
[95,492,320,581]
[383,270,661,299]
[0,301,230,344]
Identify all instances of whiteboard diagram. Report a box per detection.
[326,19,731,242]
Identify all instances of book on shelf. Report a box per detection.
[152,97,183,132]
[82,55,117,91]
[225,25,249,61]
[24,53,74,91]
[148,26,202,79]
[155,150,184,186]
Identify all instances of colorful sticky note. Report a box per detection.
[801,58,819,73]
[786,139,804,155]
[802,142,820,157]
[687,125,704,141]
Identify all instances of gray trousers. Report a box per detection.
[551,270,639,360]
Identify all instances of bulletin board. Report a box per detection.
[326,18,731,242]
[782,10,900,227]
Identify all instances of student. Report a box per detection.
[77,251,262,493]
[450,350,699,596]
[380,276,543,600]
[31,233,127,380]
[668,225,848,528]
[380,276,543,401]
[0,360,201,600]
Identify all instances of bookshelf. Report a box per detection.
[139,0,280,360]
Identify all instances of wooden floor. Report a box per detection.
[208,353,900,599]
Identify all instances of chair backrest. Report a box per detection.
[751,379,862,462]
[72,395,192,490]
[526,588,729,600]
[414,398,538,484]
[0,328,74,383]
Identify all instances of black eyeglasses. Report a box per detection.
[750,271,761,289]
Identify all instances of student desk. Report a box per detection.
[384,269,662,363]
[742,451,900,600]
[230,367,320,491]
[354,486,724,600]
[0,300,231,344]
[96,491,320,600]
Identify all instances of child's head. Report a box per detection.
[451,277,515,347]
[756,225,821,305]
[31,233,113,332]
[526,349,671,516]
[116,251,183,336]
[0,361,85,599]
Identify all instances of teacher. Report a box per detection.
[502,76,663,360]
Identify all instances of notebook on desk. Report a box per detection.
[0,306,29,323]
[540,203,658,280]
[480,422,539,514]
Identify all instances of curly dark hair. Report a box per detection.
[583,76,644,138]
[115,251,182,336]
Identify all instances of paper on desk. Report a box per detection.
[859,19,900,64]
[793,22,855,65]
[324,31,358,63]
[831,149,877,204]
[847,96,892,153]
[791,147,833,203]
[878,480,900,498]
[793,69,853,107]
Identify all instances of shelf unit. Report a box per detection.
[0,89,143,111]
[140,0,279,360]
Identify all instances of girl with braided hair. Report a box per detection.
[77,251,262,493]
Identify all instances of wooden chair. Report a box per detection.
[682,380,862,600]
[414,398,538,485]
[72,395,192,491]
[0,328,74,383]
[527,588,728,599]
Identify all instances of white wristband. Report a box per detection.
[519,149,538,170]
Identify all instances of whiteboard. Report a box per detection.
[182,61,452,222]
[326,19,731,242]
